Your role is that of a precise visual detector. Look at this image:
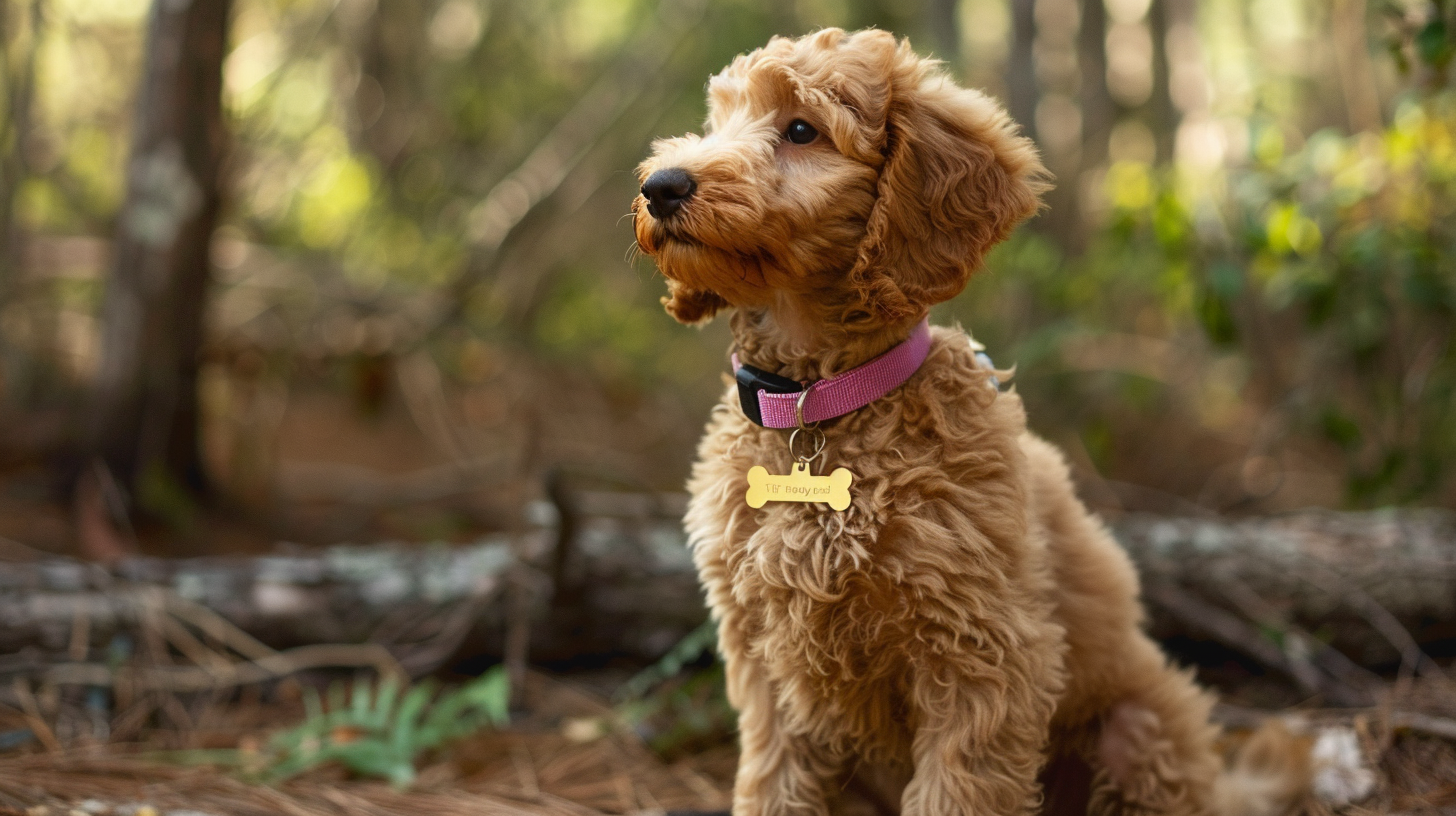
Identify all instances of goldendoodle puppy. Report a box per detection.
[632,28,1306,816]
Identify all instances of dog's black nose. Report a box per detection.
[641,168,696,219]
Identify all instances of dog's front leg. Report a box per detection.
[729,660,843,816]
[900,661,1056,816]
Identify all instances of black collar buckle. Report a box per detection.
[735,363,804,427]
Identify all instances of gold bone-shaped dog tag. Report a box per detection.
[746,463,853,511]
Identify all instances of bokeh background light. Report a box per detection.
[0,0,1452,555]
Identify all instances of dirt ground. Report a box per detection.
[0,385,1450,815]
[0,672,735,816]
[5,671,1456,815]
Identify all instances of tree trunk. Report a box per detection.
[353,2,430,176]
[87,0,231,519]
[1332,0,1382,132]
[1079,0,1114,172]
[924,0,961,74]
[0,0,43,294]
[1007,0,1039,145]
[1147,0,1179,163]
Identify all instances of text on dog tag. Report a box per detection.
[746,463,853,511]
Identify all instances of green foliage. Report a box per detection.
[1388,0,1456,83]
[1065,92,1456,504]
[12,0,1456,511]
[136,460,199,533]
[937,36,1456,506]
[263,667,510,788]
[619,663,734,759]
[614,620,734,758]
[615,618,717,702]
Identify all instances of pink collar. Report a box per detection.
[731,319,933,428]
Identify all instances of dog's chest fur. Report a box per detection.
[684,330,1055,760]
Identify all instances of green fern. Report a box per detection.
[613,620,734,758]
[615,618,717,702]
[264,666,509,788]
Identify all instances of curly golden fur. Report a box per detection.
[632,29,1307,816]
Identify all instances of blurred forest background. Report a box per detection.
[0,0,1452,559]
[4,1,1456,809]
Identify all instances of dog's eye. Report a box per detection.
[785,120,819,145]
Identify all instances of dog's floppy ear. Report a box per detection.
[849,42,1049,320]
[662,279,728,325]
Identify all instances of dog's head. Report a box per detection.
[632,28,1049,328]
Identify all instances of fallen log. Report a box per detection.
[0,537,518,669]
[1118,509,1456,677]
[0,505,1452,690]
[1116,509,1456,623]
[0,501,708,675]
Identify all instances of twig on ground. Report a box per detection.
[158,613,233,672]
[547,468,580,605]
[108,694,156,743]
[1214,702,1456,744]
[505,570,536,709]
[397,351,474,463]
[512,743,541,799]
[1211,575,1381,703]
[1297,562,1455,692]
[389,597,493,678]
[673,764,726,808]
[158,692,194,732]
[41,642,406,693]
[1145,585,1363,704]
[10,678,58,752]
[68,602,90,662]
[1388,710,1456,741]
[163,594,277,661]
